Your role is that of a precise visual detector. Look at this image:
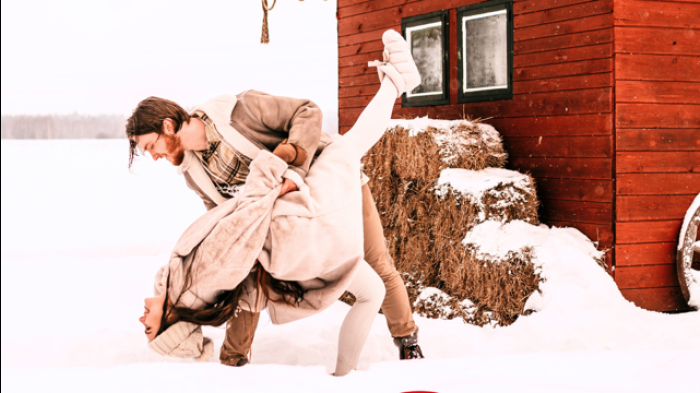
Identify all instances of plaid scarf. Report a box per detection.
[192,111,251,198]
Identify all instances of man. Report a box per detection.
[125,89,423,365]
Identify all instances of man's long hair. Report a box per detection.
[125,97,191,168]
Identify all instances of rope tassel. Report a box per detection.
[261,0,276,44]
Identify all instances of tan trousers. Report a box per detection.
[220,183,417,364]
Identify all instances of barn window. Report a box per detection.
[401,10,450,107]
[457,0,513,103]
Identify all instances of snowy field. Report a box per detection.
[1,140,698,393]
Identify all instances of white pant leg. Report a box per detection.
[334,260,386,376]
[343,78,398,157]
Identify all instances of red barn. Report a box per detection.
[337,0,700,312]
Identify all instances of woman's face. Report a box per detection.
[139,292,166,342]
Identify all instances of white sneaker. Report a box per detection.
[368,29,421,98]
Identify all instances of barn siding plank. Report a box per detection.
[616,128,700,151]
[338,40,384,58]
[516,13,612,42]
[616,151,700,173]
[616,264,680,288]
[339,84,381,98]
[617,173,700,195]
[615,55,700,82]
[616,81,700,105]
[514,73,614,94]
[514,43,613,68]
[338,0,374,8]
[540,200,613,224]
[536,178,613,202]
[510,157,612,179]
[547,220,614,246]
[487,114,613,136]
[338,0,421,18]
[515,0,612,29]
[515,0,593,15]
[616,103,700,128]
[615,26,700,56]
[339,74,379,87]
[338,7,404,36]
[619,287,690,311]
[515,29,613,54]
[505,136,613,157]
[339,64,371,78]
[339,28,396,48]
[614,0,700,28]
[339,51,384,69]
[616,220,683,244]
[341,95,400,108]
[617,242,677,267]
[616,194,697,221]
[514,58,613,81]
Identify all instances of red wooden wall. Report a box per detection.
[336,0,699,311]
[612,0,700,311]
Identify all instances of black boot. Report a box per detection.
[393,332,424,360]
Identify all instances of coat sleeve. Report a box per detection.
[237,90,323,179]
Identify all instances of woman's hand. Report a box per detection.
[278,178,298,197]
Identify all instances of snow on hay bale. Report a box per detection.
[375,117,508,182]
[361,117,541,326]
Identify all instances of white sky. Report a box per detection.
[1,0,339,129]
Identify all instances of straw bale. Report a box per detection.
[438,246,541,326]
[435,170,540,225]
[366,119,508,184]
[355,118,542,326]
[413,287,477,322]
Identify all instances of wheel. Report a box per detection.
[676,193,700,310]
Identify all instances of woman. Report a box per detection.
[138,29,420,376]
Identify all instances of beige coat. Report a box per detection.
[155,135,364,324]
[178,91,332,210]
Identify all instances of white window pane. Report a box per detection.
[464,11,508,91]
[407,22,443,96]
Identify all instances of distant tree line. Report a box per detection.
[1,114,127,139]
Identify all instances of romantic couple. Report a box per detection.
[130,30,423,376]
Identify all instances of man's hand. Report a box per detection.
[278,178,298,197]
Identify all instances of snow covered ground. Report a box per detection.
[2,140,698,393]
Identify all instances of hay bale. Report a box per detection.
[438,246,540,326]
[435,168,540,225]
[358,117,543,327]
[363,118,508,185]
[413,287,477,322]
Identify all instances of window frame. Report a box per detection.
[401,10,450,108]
[457,0,513,103]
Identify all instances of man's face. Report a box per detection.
[134,127,184,166]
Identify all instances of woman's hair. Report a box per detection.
[157,261,307,334]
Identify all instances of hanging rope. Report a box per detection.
[261,0,277,44]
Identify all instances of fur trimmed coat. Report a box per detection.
[154,135,364,324]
